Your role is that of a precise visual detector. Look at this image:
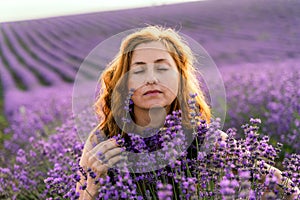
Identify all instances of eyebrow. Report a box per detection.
[131,59,170,66]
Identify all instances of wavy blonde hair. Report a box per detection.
[94,25,211,138]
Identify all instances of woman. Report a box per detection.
[76,25,299,199]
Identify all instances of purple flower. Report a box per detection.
[157,182,173,200]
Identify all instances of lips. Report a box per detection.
[144,90,162,95]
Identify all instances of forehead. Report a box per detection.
[131,41,175,63]
[134,41,168,51]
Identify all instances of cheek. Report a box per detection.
[130,89,142,102]
[160,73,180,96]
[127,80,132,90]
[127,75,144,90]
[127,78,136,90]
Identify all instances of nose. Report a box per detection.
[145,67,158,85]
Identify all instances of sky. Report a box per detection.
[0,0,203,23]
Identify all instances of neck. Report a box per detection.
[133,106,168,131]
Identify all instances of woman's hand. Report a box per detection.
[77,135,125,200]
[81,138,124,176]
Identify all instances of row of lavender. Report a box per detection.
[1,0,299,92]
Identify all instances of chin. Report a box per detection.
[141,104,162,109]
[134,99,173,110]
[149,104,166,109]
[137,103,165,110]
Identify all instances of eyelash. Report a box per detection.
[133,70,144,74]
[158,68,168,71]
[134,67,146,73]
[132,66,169,74]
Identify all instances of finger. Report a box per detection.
[80,149,94,170]
[80,140,100,168]
[91,161,109,178]
[87,139,120,166]
[89,138,119,157]
[80,134,102,167]
[106,154,126,168]
[87,153,103,170]
[102,147,124,162]
[86,139,116,162]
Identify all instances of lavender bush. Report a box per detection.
[0,92,73,199]
[1,94,299,199]
[222,61,300,153]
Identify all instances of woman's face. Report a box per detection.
[127,41,180,111]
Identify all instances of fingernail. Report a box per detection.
[102,158,108,164]
[117,139,122,144]
[98,154,105,161]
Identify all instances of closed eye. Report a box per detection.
[156,64,169,71]
[157,68,168,71]
[131,65,146,74]
[133,70,144,74]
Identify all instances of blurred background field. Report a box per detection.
[0,0,300,198]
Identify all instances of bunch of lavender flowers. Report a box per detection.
[41,93,299,200]
[281,154,300,198]
[82,94,293,199]
[87,109,197,199]
[95,163,139,200]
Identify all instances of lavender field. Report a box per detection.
[0,0,300,199]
